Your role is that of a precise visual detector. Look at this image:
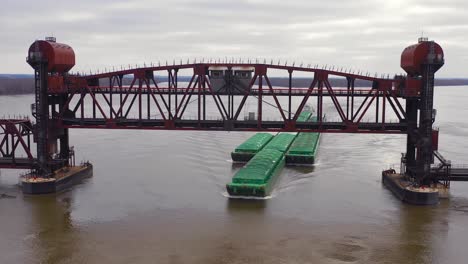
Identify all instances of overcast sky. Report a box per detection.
[2,0,467,77]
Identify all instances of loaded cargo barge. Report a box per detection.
[231,133,273,162]
[21,163,93,194]
[227,149,285,197]
[382,169,449,205]
[227,133,296,197]
[230,111,313,163]
[286,116,320,165]
[296,111,312,123]
[227,111,314,197]
[264,133,297,153]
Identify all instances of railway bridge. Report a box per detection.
[1,36,467,201]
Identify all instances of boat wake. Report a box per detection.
[221,191,274,200]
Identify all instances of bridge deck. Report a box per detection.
[61,118,407,133]
[432,167,468,181]
[0,158,35,169]
[447,168,468,181]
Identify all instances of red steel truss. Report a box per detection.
[0,119,35,169]
[54,63,408,133]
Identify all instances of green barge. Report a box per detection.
[286,116,320,165]
[296,111,312,122]
[231,133,274,162]
[226,110,316,197]
[226,149,285,197]
[230,111,312,163]
[227,133,296,197]
[263,133,297,153]
[285,132,320,165]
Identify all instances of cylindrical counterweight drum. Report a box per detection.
[27,39,75,73]
[401,39,444,76]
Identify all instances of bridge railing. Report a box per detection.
[86,86,376,96]
[451,164,468,169]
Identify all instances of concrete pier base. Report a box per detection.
[21,163,93,194]
[382,169,448,205]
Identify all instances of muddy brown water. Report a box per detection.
[1,87,468,263]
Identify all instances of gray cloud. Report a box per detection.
[2,0,467,77]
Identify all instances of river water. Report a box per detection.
[1,87,468,264]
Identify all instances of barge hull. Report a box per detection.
[285,129,320,165]
[382,170,439,205]
[226,152,285,198]
[227,156,285,197]
[231,152,255,163]
[285,154,315,165]
[22,164,93,195]
[231,133,274,162]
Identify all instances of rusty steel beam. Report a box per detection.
[44,63,408,133]
[0,119,35,169]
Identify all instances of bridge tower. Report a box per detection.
[400,37,445,185]
[26,37,75,176]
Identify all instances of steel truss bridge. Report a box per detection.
[0,37,467,188]
[57,63,407,133]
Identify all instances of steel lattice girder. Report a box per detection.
[56,63,408,133]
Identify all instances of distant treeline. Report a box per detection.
[0,78,34,95]
[1,76,467,95]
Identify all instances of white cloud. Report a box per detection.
[0,0,466,77]
[57,12,97,22]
